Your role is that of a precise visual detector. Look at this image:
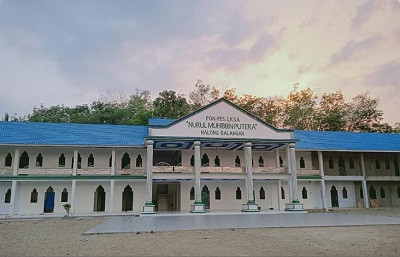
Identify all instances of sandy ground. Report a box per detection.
[1,208,400,256]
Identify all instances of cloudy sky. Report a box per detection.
[0,0,399,124]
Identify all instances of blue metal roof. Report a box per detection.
[148,118,175,126]
[295,130,400,152]
[0,122,148,147]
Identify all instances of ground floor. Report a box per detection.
[1,179,400,216]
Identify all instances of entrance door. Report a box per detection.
[201,185,210,209]
[122,185,133,211]
[94,185,106,212]
[44,186,55,213]
[330,185,339,207]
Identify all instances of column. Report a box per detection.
[360,153,369,209]
[286,144,293,203]
[72,149,78,176]
[143,140,155,214]
[318,151,328,211]
[13,148,20,176]
[285,143,304,211]
[9,180,17,217]
[70,180,76,215]
[242,142,259,212]
[275,149,280,167]
[109,149,116,213]
[277,180,282,211]
[191,141,205,212]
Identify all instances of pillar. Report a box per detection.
[70,180,76,215]
[72,149,78,176]
[360,153,369,209]
[285,143,304,211]
[9,180,17,217]
[318,151,328,211]
[111,149,116,176]
[143,140,155,214]
[277,180,282,211]
[109,180,115,213]
[275,149,280,167]
[286,144,293,202]
[191,141,205,212]
[242,142,259,212]
[13,148,20,175]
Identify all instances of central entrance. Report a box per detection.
[153,183,180,211]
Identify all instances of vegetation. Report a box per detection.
[2,80,400,133]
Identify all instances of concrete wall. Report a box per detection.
[325,181,357,208]
[0,182,12,214]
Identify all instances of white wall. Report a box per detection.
[0,182,12,214]
[113,181,147,212]
[325,181,356,208]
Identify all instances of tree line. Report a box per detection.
[4,80,400,133]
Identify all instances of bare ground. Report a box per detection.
[1,208,400,256]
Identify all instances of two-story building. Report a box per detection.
[0,98,399,217]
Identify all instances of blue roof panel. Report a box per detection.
[148,118,175,126]
[0,122,148,146]
[295,130,400,152]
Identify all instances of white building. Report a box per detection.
[0,98,400,217]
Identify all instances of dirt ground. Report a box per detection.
[1,208,400,256]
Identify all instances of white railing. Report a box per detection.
[115,168,146,175]
[77,168,111,175]
[253,167,288,174]
[297,169,320,176]
[0,167,13,175]
[17,166,73,175]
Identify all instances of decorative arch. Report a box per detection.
[30,188,38,203]
[136,154,142,167]
[5,188,11,203]
[88,154,95,167]
[19,151,29,169]
[302,187,308,199]
[61,188,68,202]
[36,153,43,167]
[5,153,12,167]
[121,153,130,169]
[259,187,265,200]
[235,156,241,167]
[215,187,221,200]
[94,185,106,212]
[369,185,377,199]
[342,187,348,198]
[258,156,264,167]
[122,185,133,211]
[214,155,220,167]
[330,185,339,207]
[300,157,305,168]
[44,186,55,213]
[235,187,242,199]
[201,185,210,209]
[201,154,209,167]
[59,153,66,167]
[190,187,195,200]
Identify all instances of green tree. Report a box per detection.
[126,89,153,125]
[189,79,220,110]
[153,90,190,119]
[316,91,347,131]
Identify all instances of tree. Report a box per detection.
[189,79,220,110]
[345,92,383,132]
[126,89,153,125]
[153,90,190,119]
[316,91,347,131]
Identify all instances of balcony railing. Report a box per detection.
[17,167,73,175]
[297,169,320,176]
[0,167,13,175]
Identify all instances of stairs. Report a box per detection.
[157,194,168,211]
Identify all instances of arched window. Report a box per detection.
[258,156,264,167]
[71,153,82,169]
[58,153,65,167]
[385,158,390,169]
[235,187,242,199]
[94,185,106,212]
[369,185,377,199]
[338,156,345,175]
[121,153,130,169]
[302,187,308,199]
[281,187,285,199]
[300,157,305,168]
[376,159,381,169]
[259,187,265,200]
[190,187,195,200]
[88,154,95,167]
[279,157,283,167]
[36,153,43,167]
[136,154,142,167]
[215,187,221,200]
[190,155,194,167]
[380,186,386,198]
[61,188,68,202]
[19,151,29,169]
[30,188,38,203]
[349,158,355,169]
[328,158,334,169]
[397,187,400,198]
[360,187,363,199]
[5,153,12,167]
[109,155,112,167]
[5,188,11,203]
[201,154,209,167]
[214,155,220,167]
[235,156,241,167]
[122,185,133,211]
[342,187,348,198]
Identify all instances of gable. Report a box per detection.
[150,99,292,140]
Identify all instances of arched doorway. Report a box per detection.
[122,185,133,212]
[43,186,55,213]
[330,185,339,207]
[94,185,106,212]
[201,185,210,209]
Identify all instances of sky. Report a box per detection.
[0,0,399,124]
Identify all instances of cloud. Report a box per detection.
[352,0,376,29]
[364,61,400,88]
[329,36,380,66]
